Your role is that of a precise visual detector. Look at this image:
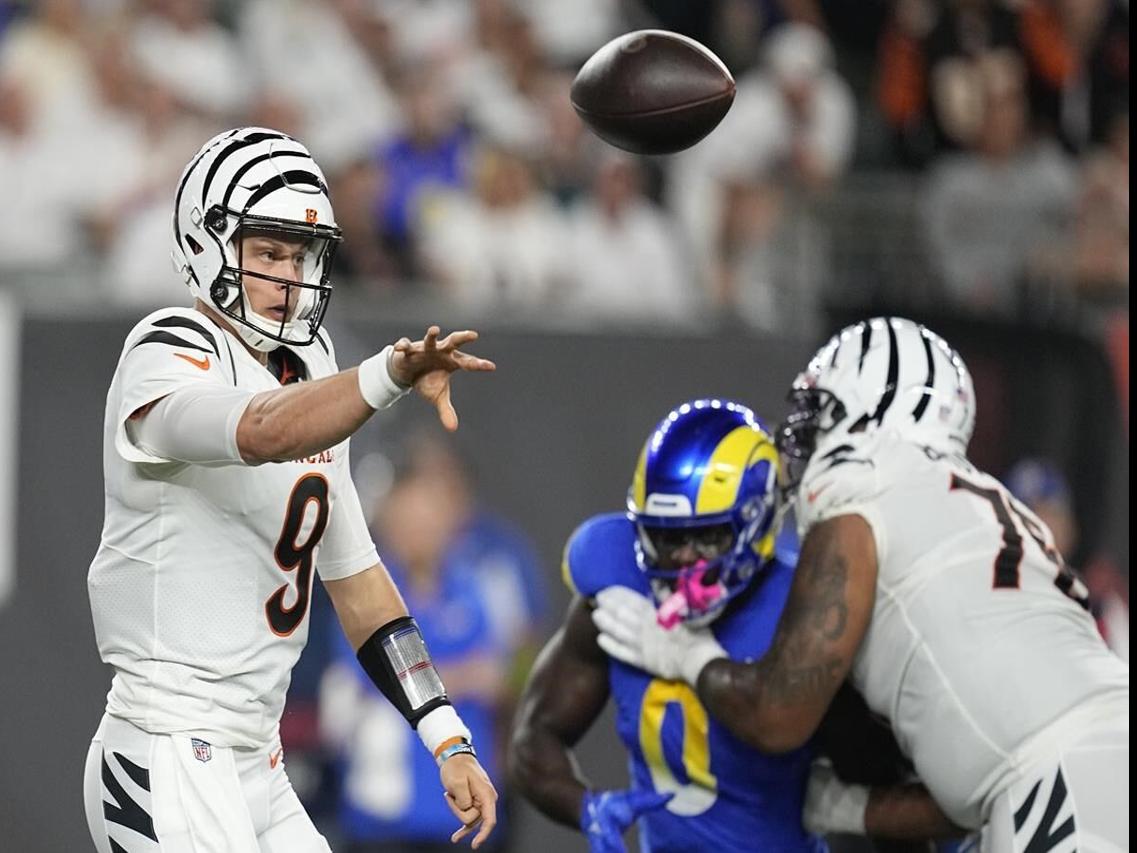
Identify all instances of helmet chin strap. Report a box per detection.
[229,284,314,353]
[223,290,280,353]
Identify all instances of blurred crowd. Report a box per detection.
[0,0,1128,337]
[0,5,1127,848]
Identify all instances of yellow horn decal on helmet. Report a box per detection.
[561,537,579,596]
[630,443,648,512]
[695,426,765,514]
[750,438,780,561]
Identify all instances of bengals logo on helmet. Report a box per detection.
[305,209,318,224]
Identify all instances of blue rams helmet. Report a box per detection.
[627,399,780,626]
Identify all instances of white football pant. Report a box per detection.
[980,714,1128,853]
[84,713,332,852]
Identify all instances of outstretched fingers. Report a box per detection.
[451,350,497,372]
[437,329,478,351]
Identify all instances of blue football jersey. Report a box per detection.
[564,513,826,853]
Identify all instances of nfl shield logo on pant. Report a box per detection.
[191,738,212,763]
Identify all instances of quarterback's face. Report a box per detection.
[238,234,312,322]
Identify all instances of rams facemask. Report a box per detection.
[628,400,780,627]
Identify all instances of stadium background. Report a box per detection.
[0,0,1127,850]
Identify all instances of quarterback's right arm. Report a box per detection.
[127,323,494,465]
[508,595,612,828]
[237,327,494,464]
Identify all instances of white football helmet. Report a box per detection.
[171,127,342,351]
[777,317,976,491]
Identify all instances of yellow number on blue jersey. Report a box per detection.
[638,679,717,816]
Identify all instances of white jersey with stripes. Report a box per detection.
[88,307,378,749]
[794,430,1129,829]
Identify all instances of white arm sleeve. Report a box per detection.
[125,384,256,466]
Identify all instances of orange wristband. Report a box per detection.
[433,735,467,759]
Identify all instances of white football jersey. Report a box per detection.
[89,308,379,748]
[795,431,1129,829]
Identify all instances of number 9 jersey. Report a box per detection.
[564,512,825,853]
[88,307,380,749]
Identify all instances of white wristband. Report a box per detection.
[357,345,411,410]
[803,760,870,836]
[680,634,728,686]
[416,705,472,756]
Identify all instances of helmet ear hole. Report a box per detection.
[185,235,205,256]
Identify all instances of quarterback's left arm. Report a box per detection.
[324,562,410,649]
[325,565,499,849]
[696,514,877,752]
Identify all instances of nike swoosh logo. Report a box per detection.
[174,352,210,371]
[269,748,283,769]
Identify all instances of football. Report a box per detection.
[570,30,736,156]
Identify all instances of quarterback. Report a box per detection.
[594,318,1129,852]
[84,127,497,852]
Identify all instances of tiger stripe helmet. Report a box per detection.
[171,127,342,351]
[778,317,976,493]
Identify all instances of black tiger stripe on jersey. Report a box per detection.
[109,839,129,853]
[242,170,326,213]
[128,331,213,356]
[151,316,220,358]
[820,444,855,461]
[911,330,935,422]
[221,151,310,211]
[101,752,157,842]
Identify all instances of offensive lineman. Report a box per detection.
[593,317,1129,851]
[84,127,498,852]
